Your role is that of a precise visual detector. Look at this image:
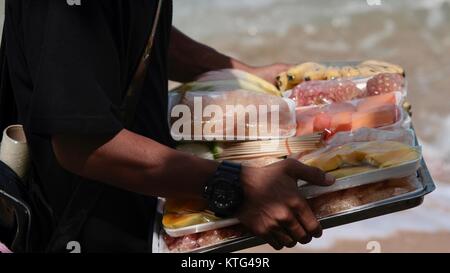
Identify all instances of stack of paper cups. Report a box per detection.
[0,125,30,179]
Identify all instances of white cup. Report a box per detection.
[0,125,30,179]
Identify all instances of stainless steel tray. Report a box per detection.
[152,157,435,253]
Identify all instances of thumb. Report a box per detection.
[285,159,335,186]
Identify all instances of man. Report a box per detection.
[2,0,334,252]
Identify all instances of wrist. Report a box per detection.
[203,161,244,218]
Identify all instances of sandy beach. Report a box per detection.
[242,230,450,253]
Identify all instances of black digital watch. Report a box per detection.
[203,161,244,218]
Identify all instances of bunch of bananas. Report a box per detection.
[276,60,405,91]
[172,69,282,97]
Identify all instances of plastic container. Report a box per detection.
[284,73,406,107]
[168,89,297,141]
[164,217,240,238]
[325,128,416,147]
[297,140,422,198]
[295,91,410,138]
[298,157,421,198]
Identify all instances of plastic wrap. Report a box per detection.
[169,89,296,141]
[297,141,422,198]
[308,175,421,219]
[300,141,420,173]
[295,92,410,138]
[325,128,416,147]
[276,60,405,92]
[285,73,406,107]
[161,225,247,253]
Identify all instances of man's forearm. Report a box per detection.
[169,27,254,82]
[52,129,218,199]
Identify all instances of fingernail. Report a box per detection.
[324,173,336,185]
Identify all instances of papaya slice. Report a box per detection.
[356,93,396,112]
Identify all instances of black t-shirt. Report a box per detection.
[3,0,173,252]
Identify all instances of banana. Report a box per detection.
[276,72,290,92]
[276,62,323,91]
[355,65,380,78]
[196,69,280,96]
[276,60,404,91]
[303,64,327,81]
[340,66,361,78]
[324,66,342,80]
[359,60,405,75]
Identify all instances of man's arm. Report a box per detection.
[52,131,334,250]
[52,130,218,199]
[168,27,289,83]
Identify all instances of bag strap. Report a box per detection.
[46,0,164,252]
[121,0,164,128]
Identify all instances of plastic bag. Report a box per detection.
[169,89,296,141]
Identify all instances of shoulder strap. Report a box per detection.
[121,0,164,128]
[46,0,164,252]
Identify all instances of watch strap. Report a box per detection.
[214,161,241,184]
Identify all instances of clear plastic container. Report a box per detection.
[168,89,297,141]
[295,91,410,138]
[325,128,416,147]
[298,158,421,198]
[284,73,406,107]
[297,141,422,198]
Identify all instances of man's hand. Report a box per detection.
[249,63,292,85]
[237,159,335,250]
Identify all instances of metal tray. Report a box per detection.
[152,157,435,253]
[162,156,422,238]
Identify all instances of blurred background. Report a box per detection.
[1,0,450,252]
[172,0,450,253]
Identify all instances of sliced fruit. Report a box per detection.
[300,141,420,173]
[356,92,397,112]
[328,166,377,179]
[163,213,219,229]
[352,105,398,130]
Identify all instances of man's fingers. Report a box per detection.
[276,210,309,243]
[298,235,313,245]
[294,199,323,238]
[271,229,297,248]
[263,235,283,250]
[285,159,335,186]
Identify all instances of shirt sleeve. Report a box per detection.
[27,0,125,136]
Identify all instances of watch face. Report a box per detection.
[210,179,240,212]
